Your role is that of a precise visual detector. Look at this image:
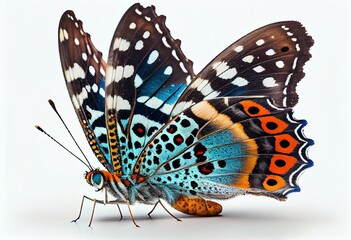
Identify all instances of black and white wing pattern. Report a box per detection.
[58,11,113,172]
[104,4,195,176]
[172,21,313,116]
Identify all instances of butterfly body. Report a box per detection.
[57,3,313,221]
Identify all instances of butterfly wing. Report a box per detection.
[135,97,313,214]
[58,11,113,172]
[172,21,313,116]
[104,4,195,176]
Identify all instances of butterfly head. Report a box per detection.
[85,169,105,191]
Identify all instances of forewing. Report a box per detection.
[172,21,313,116]
[104,3,195,175]
[58,11,113,172]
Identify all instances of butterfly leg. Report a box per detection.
[116,204,123,221]
[147,201,159,218]
[172,195,222,216]
[104,188,123,221]
[71,195,96,223]
[127,201,140,227]
[88,198,97,227]
[148,200,182,221]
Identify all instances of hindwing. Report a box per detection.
[137,97,313,201]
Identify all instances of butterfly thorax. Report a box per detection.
[85,169,160,204]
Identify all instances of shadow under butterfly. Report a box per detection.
[38,3,314,227]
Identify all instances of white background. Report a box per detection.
[0,0,350,239]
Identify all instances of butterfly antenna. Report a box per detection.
[47,99,94,170]
[35,125,92,170]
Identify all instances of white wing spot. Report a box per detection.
[74,38,79,45]
[232,77,249,87]
[276,61,285,68]
[179,62,187,73]
[134,74,143,88]
[129,22,136,29]
[212,61,226,74]
[113,38,131,51]
[242,55,254,63]
[186,76,191,84]
[220,67,237,79]
[253,65,265,73]
[172,50,180,61]
[287,32,293,36]
[162,37,171,48]
[164,66,173,75]
[100,67,105,76]
[265,49,276,56]
[89,66,95,76]
[204,91,220,100]
[99,87,105,97]
[145,97,164,109]
[123,65,135,79]
[72,88,88,109]
[296,43,300,51]
[282,25,289,30]
[160,103,172,114]
[75,22,79,28]
[137,96,148,103]
[147,50,159,64]
[135,40,144,50]
[116,96,131,111]
[93,54,99,64]
[85,85,91,92]
[135,8,142,15]
[143,31,150,39]
[155,23,163,33]
[145,16,151,21]
[82,52,87,61]
[63,29,69,39]
[256,39,265,46]
[292,57,298,69]
[65,63,86,82]
[234,45,244,52]
[213,61,237,79]
[113,65,135,82]
[59,28,64,42]
[86,45,92,55]
[200,84,214,96]
[263,77,279,88]
[92,84,98,92]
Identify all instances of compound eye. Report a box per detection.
[91,173,104,190]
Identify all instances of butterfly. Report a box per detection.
[57,3,313,226]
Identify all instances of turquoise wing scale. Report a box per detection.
[138,97,313,203]
[58,11,113,172]
[104,3,195,176]
[129,20,314,207]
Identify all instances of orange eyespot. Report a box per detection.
[240,100,270,117]
[275,134,299,154]
[269,155,298,174]
[260,116,288,134]
[263,175,286,191]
